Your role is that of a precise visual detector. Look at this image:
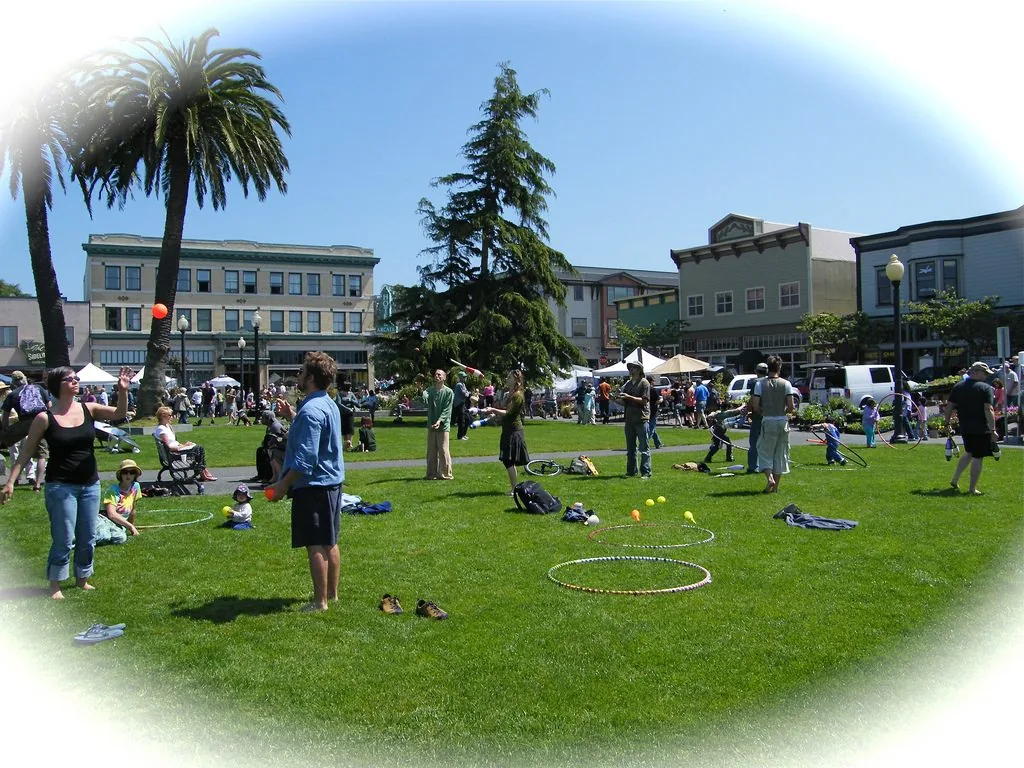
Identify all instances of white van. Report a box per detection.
[807,364,898,408]
[725,374,760,402]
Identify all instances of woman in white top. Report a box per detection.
[154,406,216,481]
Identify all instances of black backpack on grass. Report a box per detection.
[513,480,562,515]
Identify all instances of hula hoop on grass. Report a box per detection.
[136,508,214,529]
[546,555,712,595]
[587,523,715,549]
[806,425,869,468]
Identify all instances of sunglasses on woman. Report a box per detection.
[62,376,81,383]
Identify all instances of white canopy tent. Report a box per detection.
[592,348,668,377]
[76,363,117,386]
[130,366,173,385]
[208,375,241,388]
[551,364,593,394]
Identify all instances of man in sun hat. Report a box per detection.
[615,359,651,478]
[943,361,997,496]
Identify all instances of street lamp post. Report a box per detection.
[237,336,247,395]
[177,315,190,388]
[885,254,907,443]
[253,311,262,394]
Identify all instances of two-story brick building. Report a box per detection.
[83,234,379,389]
[669,213,861,376]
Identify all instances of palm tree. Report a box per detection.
[0,77,77,368]
[79,28,290,414]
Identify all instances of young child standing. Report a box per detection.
[354,416,377,452]
[96,459,142,544]
[862,397,880,447]
[810,415,847,466]
[704,405,746,464]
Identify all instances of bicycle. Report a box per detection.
[525,455,598,477]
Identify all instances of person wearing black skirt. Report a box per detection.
[482,367,530,495]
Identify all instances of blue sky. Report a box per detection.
[1,1,1021,302]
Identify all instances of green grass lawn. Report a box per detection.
[1,426,1021,767]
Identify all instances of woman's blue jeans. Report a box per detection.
[44,481,101,582]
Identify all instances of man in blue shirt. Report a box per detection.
[269,352,344,613]
[694,378,710,428]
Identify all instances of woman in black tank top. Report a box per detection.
[0,365,134,600]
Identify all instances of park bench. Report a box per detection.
[154,437,205,495]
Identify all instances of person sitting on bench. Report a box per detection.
[154,406,216,482]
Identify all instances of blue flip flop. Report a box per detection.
[74,624,126,644]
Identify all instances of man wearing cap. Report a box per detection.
[452,370,471,441]
[615,361,652,478]
[258,409,288,483]
[943,362,997,495]
[747,362,769,474]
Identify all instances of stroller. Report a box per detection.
[94,421,141,454]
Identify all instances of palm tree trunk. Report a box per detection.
[137,129,190,416]
[22,160,70,369]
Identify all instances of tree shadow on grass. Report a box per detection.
[170,595,302,624]
[0,586,52,600]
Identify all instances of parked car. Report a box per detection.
[725,373,759,402]
[791,376,810,403]
[807,363,904,408]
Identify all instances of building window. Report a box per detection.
[307,311,321,333]
[105,307,121,331]
[125,266,141,291]
[307,273,320,296]
[177,268,191,293]
[349,312,362,334]
[910,258,959,301]
[745,287,765,312]
[333,312,346,333]
[0,327,17,347]
[288,272,302,295]
[573,284,584,302]
[876,268,892,306]
[606,285,635,305]
[197,269,211,293]
[607,319,618,339]
[269,272,283,295]
[333,274,345,296]
[941,258,959,295]
[571,317,587,337]
[289,311,302,333]
[270,310,284,333]
[687,295,704,317]
[65,327,74,346]
[125,307,142,331]
[196,309,211,332]
[100,349,147,366]
[104,266,120,290]
[225,309,239,332]
[225,270,239,294]
[243,271,257,295]
[242,310,256,331]
[176,309,192,331]
[779,281,800,309]
[348,275,361,297]
[715,291,733,315]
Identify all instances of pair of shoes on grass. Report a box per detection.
[379,594,448,620]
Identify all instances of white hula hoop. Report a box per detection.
[136,508,214,529]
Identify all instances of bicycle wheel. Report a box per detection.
[526,460,562,477]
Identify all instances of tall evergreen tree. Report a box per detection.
[373,63,582,383]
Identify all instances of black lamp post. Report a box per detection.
[886,254,907,443]
[252,311,262,394]
[177,314,189,387]
[237,336,246,395]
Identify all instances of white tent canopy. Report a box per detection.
[551,364,594,395]
[208,375,241,388]
[592,348,668,377]
[76,363,117,386]
[130,366,173,385]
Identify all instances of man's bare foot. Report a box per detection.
[77,580,96,591]
[50,589,65,600]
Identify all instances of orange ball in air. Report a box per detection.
[152,303,168,319]
[264,487,275,501]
